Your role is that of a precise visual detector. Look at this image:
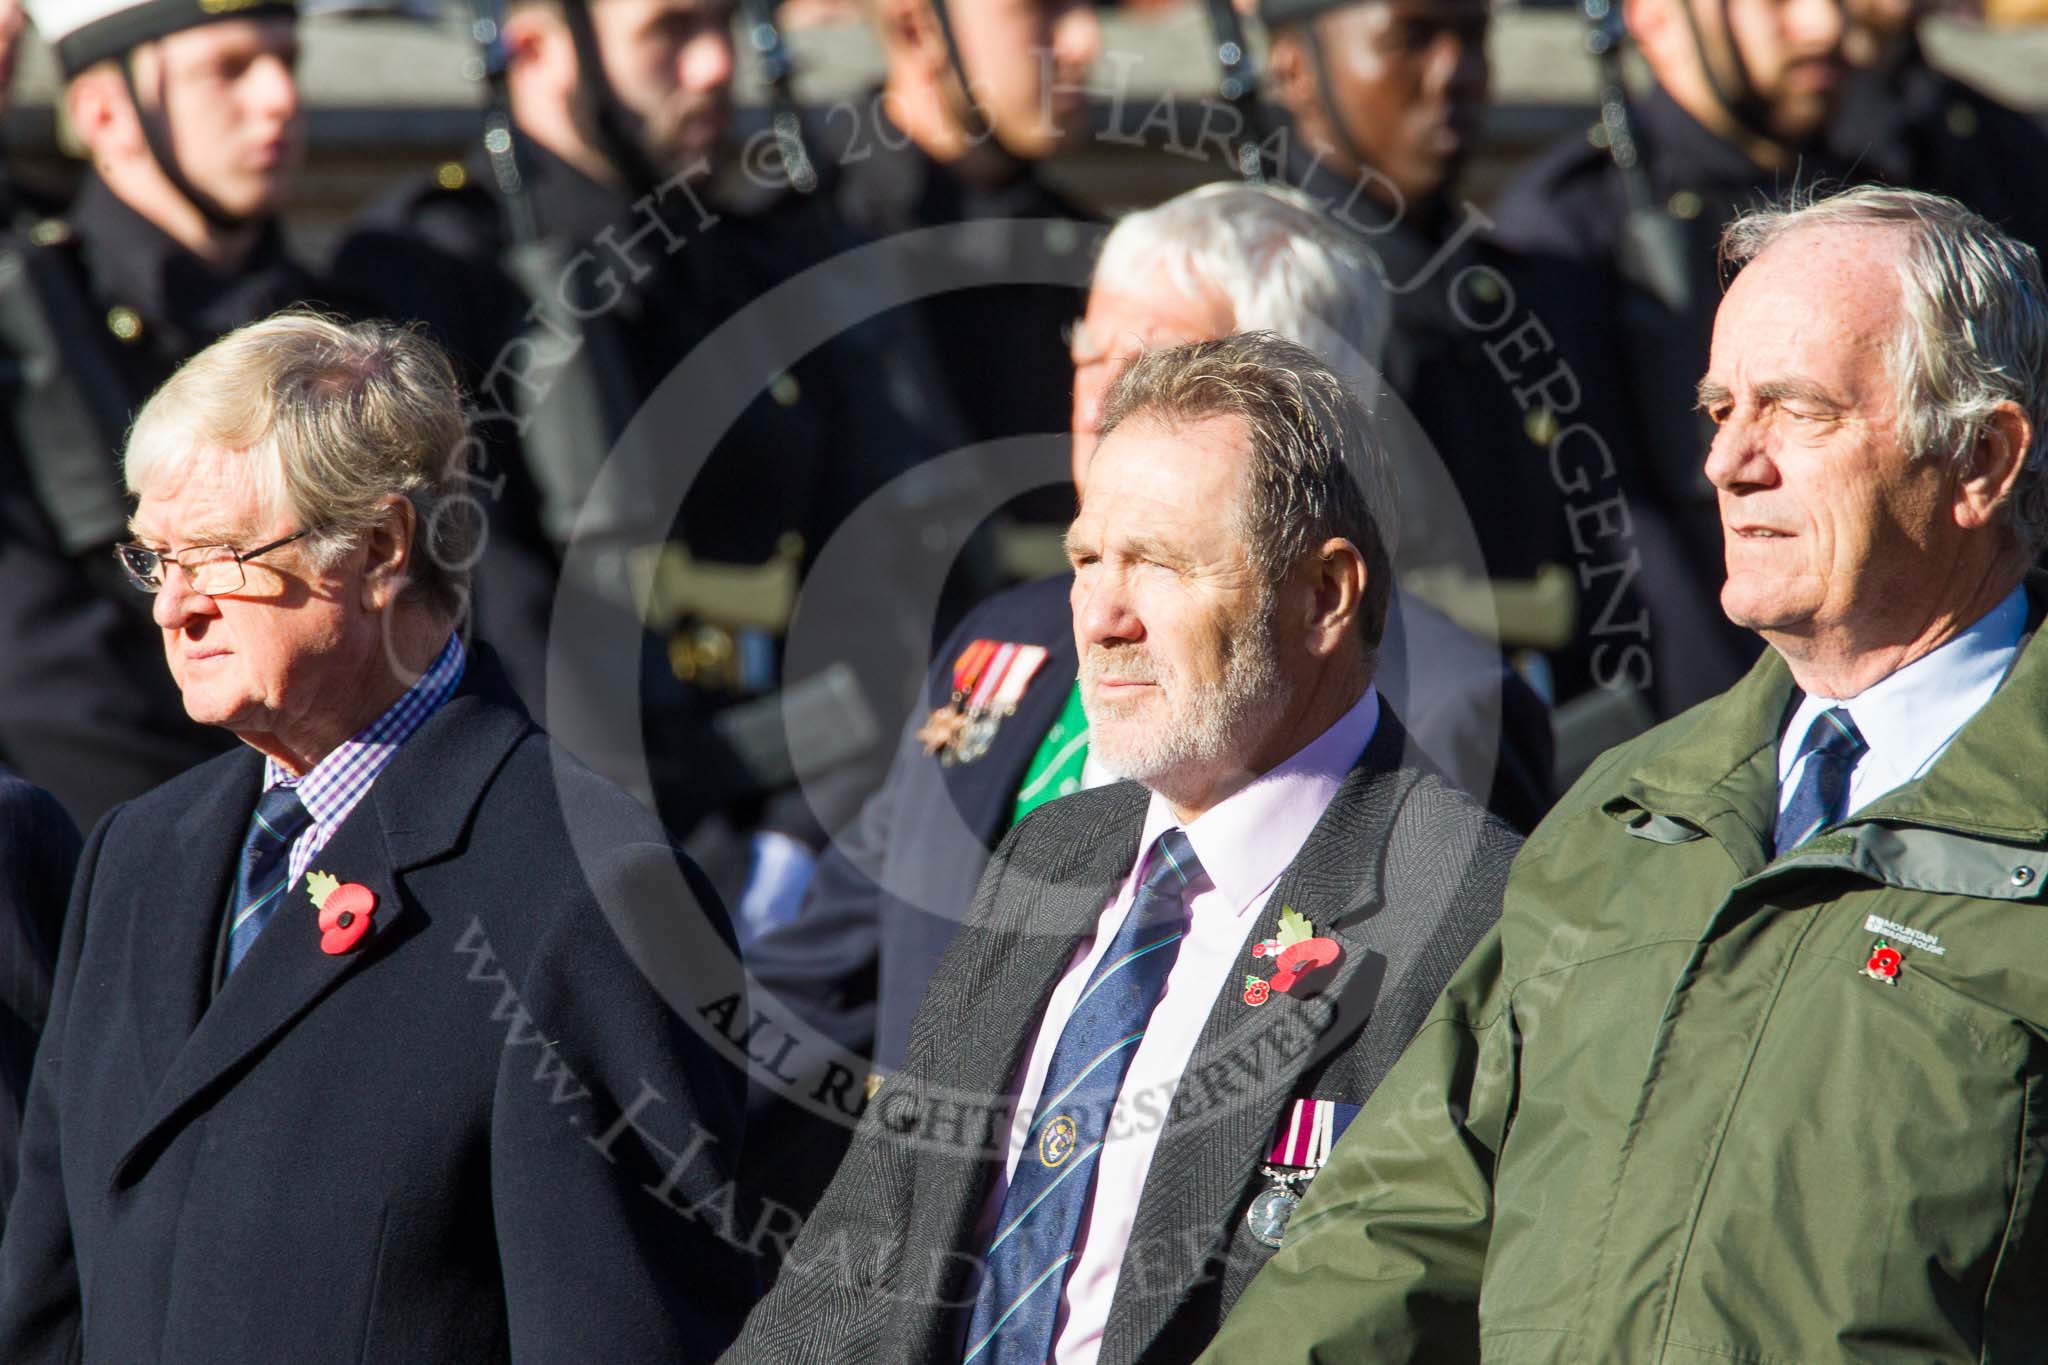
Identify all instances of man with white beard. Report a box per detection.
[721,332,1520,1365]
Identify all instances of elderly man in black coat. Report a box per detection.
[0,314,751,1362]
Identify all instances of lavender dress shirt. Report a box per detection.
[975,684,1381,1365]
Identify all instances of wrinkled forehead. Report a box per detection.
[1712,225,1906,376]
[1077,413,1255,528]
[130,446,278,545]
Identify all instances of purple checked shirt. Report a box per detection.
[265,632,467,890]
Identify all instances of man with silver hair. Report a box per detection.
[726,330,1518,1365]
[0,314,751,1361]
[1200,185,2048,1363]
[741,180,1551,1220]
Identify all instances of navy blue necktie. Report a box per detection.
[1775,707,1867,854]
[224,786,313,977]
[962,828,1203,1365]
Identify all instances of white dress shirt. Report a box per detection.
[1778,584,2026,821]
[977,685,1380,1365]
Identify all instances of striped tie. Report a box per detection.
[962,828,1203,1365]
[1774,707,1867,854]
[224,785,313,978]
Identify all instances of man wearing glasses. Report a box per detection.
[0,313,753,1362]
[0,0,337,829]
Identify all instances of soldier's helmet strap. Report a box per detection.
[556,0,666,202]
[923,0,1026,172]
[1299,22,1377,191]
[1673,0,1780,153]
[118,55,255,233]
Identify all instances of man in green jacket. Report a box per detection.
[1197,184,2048,1363]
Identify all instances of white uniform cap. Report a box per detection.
[28,0,297,78]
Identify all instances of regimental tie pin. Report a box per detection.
[1863,937,1904,985]
[1243,908,1343,1006]
[307,870,377,955]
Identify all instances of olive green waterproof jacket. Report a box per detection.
[1200,600,2048,1364]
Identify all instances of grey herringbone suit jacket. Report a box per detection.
[725,707,1520,1365]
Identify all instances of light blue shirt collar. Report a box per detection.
[1778,585,2028,820]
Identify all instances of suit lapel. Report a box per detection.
[1102,715,1414,1355]
[112,661,535,1189]
[129,753,265,1095]
[945,779,1145,1112]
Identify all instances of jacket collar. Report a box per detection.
[71,173,311,358]
[830,95,1087,241]
[113,645,534,1187]
[1601,579,2048,883]
[495,138,638,253]
[1632,82,1811,197]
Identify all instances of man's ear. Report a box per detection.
[504,8,574,93]
[1623,0,1673,57]
[359,496,419,612]
[1301,536,1368,658]
[1622,0,1687,75]
[1954,401,2032,532]
[65,67,132,161]
[876,0,942,70]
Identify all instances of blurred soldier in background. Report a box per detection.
[0,770,80,1233]
[0,0,325,827]
[1490,0,1855,711]
[1261,0,1546,583]
[822,0,1101,500]
[335,0,968,926]
[1830,0,2048,262]
[0,0,61,227]
[1257,0,1642,711]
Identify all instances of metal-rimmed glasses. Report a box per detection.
[114,526,323,596]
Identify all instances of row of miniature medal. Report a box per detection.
[917,640,1049,766]
[1248,1097,1361,1249]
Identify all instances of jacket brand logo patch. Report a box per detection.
[1862,914,1944,956]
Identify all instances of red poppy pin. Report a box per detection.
[1863,938,1903,985]
[1263,908,1342,995]
[1243,975,1271,1007]
[307,870,376,955]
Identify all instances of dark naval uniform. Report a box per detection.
[334,143,964,878]
[0,176,330,827]
[1490,86,1855,714]
[819,100,1095,444]
[1830,37,2048,263]
[0,770,81,1233]
[1266,139,1646,704]
[814,99,1096,525]
[1276,144,1566,583]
